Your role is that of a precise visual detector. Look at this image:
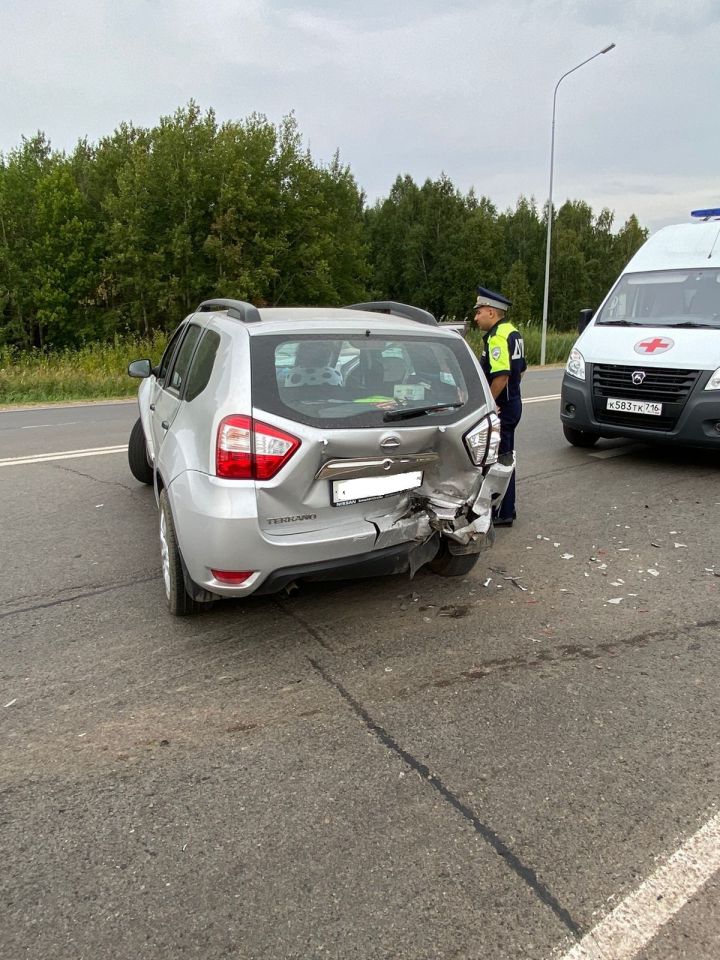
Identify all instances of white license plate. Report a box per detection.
[332,471,423,506]
[606,397,662,416]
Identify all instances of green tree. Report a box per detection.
[0,134,53,347]
[502,259,534,328]
[32,163,101,346]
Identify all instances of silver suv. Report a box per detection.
[128,300,513,615]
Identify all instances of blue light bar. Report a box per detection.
[691,208,720,219]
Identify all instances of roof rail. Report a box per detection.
[196,298,262,323]
[345,301,438,327]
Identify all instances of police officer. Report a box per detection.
[473,286,526,527]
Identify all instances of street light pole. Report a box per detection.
[540,42,615,366]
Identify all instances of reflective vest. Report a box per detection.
[481,319,527,422]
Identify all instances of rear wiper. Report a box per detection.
[383,402,462,422]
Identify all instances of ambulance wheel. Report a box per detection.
[428,543,479,578]
[563,424,600,448]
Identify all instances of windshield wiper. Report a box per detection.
[662,320,719,328]
[595,319,644,326]
[383,402,462,422]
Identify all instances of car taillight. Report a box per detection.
[216,415,300,480]
[463,412,501,466]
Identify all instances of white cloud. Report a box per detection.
[1,0,719,230]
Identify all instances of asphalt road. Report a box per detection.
[1,370,718,960]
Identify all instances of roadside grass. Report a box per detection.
[0,334,168,405]
[465,325,576,365]
[0,327,575,405]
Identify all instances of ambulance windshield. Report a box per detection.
[597,269,720,328]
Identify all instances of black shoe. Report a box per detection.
[493,518,514,528]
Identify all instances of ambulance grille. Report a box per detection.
[593,364,700,402]
[592,364,701,432]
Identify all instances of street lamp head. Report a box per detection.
[601,43,616,54]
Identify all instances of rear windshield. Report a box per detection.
[251,334,483,428]
[597,268,720,328]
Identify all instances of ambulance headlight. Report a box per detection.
[705,367,720,390]
[566,347,586,381]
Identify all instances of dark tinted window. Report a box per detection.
[252,333,481,429]
[166,324,202,395]
[185,330,221,402]
[157,324,187,383]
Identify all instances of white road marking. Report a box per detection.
[20,420,80,429]
[525,394,561,404]
[0,445,128,467]
[554,810,720,960]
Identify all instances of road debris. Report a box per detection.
[647,569,660,577]
[607,598,624,604]
[4,698,17,708]
[561,553,574,560]
[502,576,528,592]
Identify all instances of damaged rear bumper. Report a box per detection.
[433,454,515,553]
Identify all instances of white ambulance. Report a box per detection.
[560,209,720,449]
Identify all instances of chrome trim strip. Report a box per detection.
[315,452,439,481]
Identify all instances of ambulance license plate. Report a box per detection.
[332,471,423,506]
[606,398,662,416]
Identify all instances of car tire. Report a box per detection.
[159,489,203,616]
[128,417,154,484]
[562,424,600,448]
[428,542,480,578]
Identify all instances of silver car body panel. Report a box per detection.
[137,306,510,598]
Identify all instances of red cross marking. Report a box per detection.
[637,338,671,353]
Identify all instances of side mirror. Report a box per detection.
[128,359,152,379]
[578,308,594,335]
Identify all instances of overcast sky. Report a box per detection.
[2,0,719,232]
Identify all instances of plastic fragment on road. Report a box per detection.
[4,698,17,708]
[647,569,660,577]
[502,575,528,591]
[674,542,687,548]
[607,598,624,604]
[561,553,574,560]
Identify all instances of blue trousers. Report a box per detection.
[496,421,517,521]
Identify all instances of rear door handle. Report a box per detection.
[161,420,169,431]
